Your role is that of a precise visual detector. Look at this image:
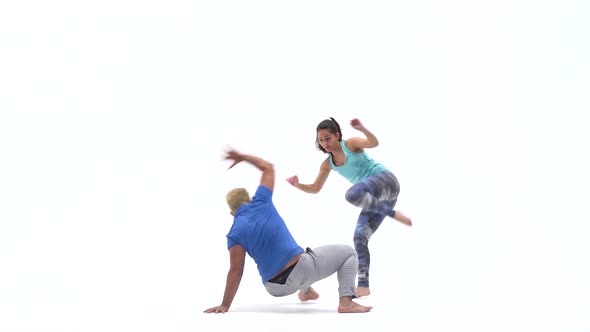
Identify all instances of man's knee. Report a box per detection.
[332,244,357,257]
[343,244,357,257]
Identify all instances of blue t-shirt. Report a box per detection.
[329,140,387,184]
[226,185,304,282]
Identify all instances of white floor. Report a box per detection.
[6,214,583,332]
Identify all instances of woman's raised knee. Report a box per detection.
[344,188,357,204]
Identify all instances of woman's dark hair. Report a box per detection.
[315,117,343,153]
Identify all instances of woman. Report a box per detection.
[287,117,412,297]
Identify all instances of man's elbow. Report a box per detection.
[264,162,274,172]
[263,163,275,177]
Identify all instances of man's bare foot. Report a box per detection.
[298,287,319,302]
[338,296,373,313]
[393,211,412,226]
[355,287,370,297]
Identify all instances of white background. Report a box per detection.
[1,1,589,331]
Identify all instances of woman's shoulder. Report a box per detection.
[343,138,363,153]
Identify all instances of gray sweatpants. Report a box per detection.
[264,244,358,298]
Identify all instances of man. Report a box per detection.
[204,148,373,314]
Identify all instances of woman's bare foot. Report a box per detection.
[338,296,373,313]
[393,210,412,226]
[355,287,371,297]
[298,287,320,302]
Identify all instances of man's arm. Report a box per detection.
[240,154,275,192]
[225,149,275,191]
[204,245,246,313]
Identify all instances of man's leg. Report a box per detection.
[265,246,357,298]
[302,245,358,297]
[292,245,372,313]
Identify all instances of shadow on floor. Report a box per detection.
[230,302,337,314]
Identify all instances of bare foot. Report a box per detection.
[338,296,373,313]
[393,210,412,226]
[355,287,371,297]
[298,287,320,302]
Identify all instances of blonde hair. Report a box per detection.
[226,188,251,213]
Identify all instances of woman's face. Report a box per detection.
[317,129,339,152]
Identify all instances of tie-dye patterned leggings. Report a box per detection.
[345,170,400,288]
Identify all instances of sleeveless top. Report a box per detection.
[328,140,386,184]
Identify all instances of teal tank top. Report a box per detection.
[329,141,387,184]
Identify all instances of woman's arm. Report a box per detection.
[347,118,379,150]
[287,159,331,194]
